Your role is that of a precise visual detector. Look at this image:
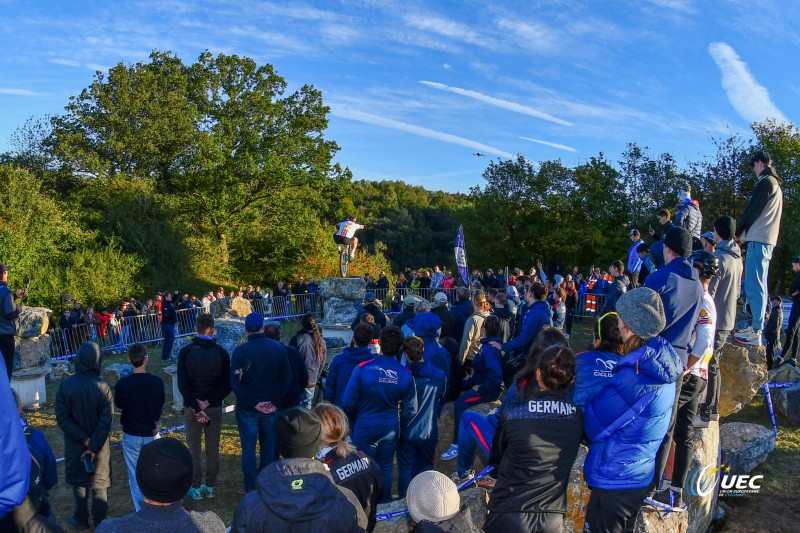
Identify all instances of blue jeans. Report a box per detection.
[352,420,399,502]
[300,387,315,410]
[456,411,495,476]
[745,242,774,331]
[397,433,438,499]
[236,408,277,491]
[161,323,175,360]
[122,433,156,511]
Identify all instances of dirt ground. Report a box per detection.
[21,319,799,531]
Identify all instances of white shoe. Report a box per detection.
[734,330,762,346]
[735,326,755,337]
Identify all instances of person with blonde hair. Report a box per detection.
[314,403,381,532]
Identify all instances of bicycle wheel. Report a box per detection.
[340,247,349,277]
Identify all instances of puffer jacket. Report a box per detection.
[583,336,682,490]
[572,350,625,410]
[600,275,630,315]
[54,342,114,489]
[676,200,702,238]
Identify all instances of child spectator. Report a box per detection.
[551,287,566,330]
[314,403,382,532]
[484,345,583,532]
[406,471,480,532]
[397,335,447,498]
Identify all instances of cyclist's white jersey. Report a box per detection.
[336,221,364,238]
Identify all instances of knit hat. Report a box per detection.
[245,312,265,332]
[701,231,715,246]
[136,438,193,503]
[616,287,666,341]
[678,190,691,202]
[364,291,376,302]
[406,471,460,524]
[433,292,448,305]
[663,226,692,258]
[713,216,735,241]
[276,407,322,459]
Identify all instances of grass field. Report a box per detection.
[21,319,799,531]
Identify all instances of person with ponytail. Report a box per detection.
[484,344,583,533]
[572,311,625,410]
[290,313,327,409]
[582,288,682,532]
[314,403,382,532]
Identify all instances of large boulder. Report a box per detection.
[228,296,252,318]
[771,383,800,427]
[209,298,230,318]
[323,297,358,325]
[720,422,775,475]
[718,341,768,417]
[14,334,52,370]
[103,362,133,388]
[373,487,487,533]
[213,317,248,355]
[683,424,721,533]
[319,277,366,300]
[15,307,50,338]
[769,363,800,385]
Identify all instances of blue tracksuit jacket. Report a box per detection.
[464,337,504,399]
[324,346,374,406]
[341,355,417,428]
[404,361,446,442]
[501,300,552,356]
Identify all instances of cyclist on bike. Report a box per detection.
[334,217,364,261]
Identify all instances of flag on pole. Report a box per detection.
[455,225,469,286]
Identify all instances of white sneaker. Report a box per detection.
[734,329,762,346]
[735,326,755,338]
[450,469,474,485]
[440,444,459,461]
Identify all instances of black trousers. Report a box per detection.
[1,333,15,380]
[671,374,706,488]
[783,303,800,360]
[584,486,649,533]
[484,510,563,533]
[700,330,729,418]
[652,376,683,492]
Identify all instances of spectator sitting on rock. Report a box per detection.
[95,438,226,533]
[406,471,480,533]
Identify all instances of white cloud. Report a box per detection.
[331,105,514,159]
[708,42,788,124]
[0,88,40,96]
[48,58,81,67]
[420,81,573,126]
[443,63,451,70]
[494,18,559,54]
[519,136,577,152]
[645,0,696,13]
[403,12,495,49]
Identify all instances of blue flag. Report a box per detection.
[455,225,469,286]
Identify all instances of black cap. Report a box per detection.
[713,216,735,241]
[136,438,192,503]
[276,407,322,459]
[663,226,693,258]
[750,150,770,166]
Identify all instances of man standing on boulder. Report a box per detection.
[0,263,26,379]
[734,151,783,347]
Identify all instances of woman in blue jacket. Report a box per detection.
[572,311,624,410]
[583,288,682,532]
[441,315,504,461]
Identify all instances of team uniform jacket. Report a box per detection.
[464,338,504,399]
[324,346,374,406]
[404,361,447,443]
[688,292,717,379]
[322,448,382,532]
[340,355,418,428]
[572,350,625,410]
[501,300,552,357]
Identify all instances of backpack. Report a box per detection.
[24,427,50,517]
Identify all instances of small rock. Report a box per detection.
[103,362,134,388]
[319,277,366,299]
[719,341,768,417]
[324,336,347,350]
[15,307,51,338]
[49,362,71,380]
[720,422,775,474]
[772,383,800,427]
[209,298,230,318]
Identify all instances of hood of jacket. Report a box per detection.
[363,302,384,316]
[616,336,682,384]
[192,336,219,349]
[480,336,503,346]
[76,341,102,375]
[716,239,742,259]
[257,458,344,521]
[414,312,443,340]
[342,345,374,364]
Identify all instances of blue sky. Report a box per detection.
[0,0,797,192]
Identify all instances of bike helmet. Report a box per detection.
[348,216,357,222]
[689,249,719,279]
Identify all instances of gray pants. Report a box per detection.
[184,406,222,487]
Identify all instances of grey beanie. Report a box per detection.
[616,287,666,341]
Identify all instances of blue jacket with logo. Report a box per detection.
[403,361,446,443]
[413,313,451,384]
[323,346,374,406]
[583,336,682,490]
[341,355,417,429]
[501,300,552,356]
[644,257,703,365]
[464,337,504,400]
[572,350,625,410]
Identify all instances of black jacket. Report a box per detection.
[230,334,291,411]
[392,307,416,329]
[765,305,783,343]
[488,389,583,515]
[491,306,515,343]
[323,449,382,532]
[231,458,367,533]
[791,272,800,303]
[54,343,114,488]
[161,300,177,325]
[352,303,388,330]
[415,506,481,532]
[281,344,309,409]
[432,306,458,339]
[600,275,630,315]
[177,337,232,411]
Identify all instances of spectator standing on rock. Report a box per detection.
[675,190,703,239]
[0,263,26,379]
[734,151,783,347]
[115,344,165,511]
[160,292,177,361]
[95,438,227,533]
[290,313,326,409]
[696,216,742,427]
[627,229,644,288]
[55,341,114,530]
[230,313,291,494]
[177,314,231,500]
[649,208,675,269]
[600,260,629,315]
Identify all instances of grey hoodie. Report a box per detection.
[709,240,743,331]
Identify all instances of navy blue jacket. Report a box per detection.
[161,300,177,325]
[572,350,624,410]
[230,334,291,411]
[414,313,451,384]
[323,346,374,406]
[644,257,703,365]
[464,338,504,399]
[502,300,552,356]
[341,355,417,428]
[451,300,473,342]
[403,361,447,443]
[583,336,682,490]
